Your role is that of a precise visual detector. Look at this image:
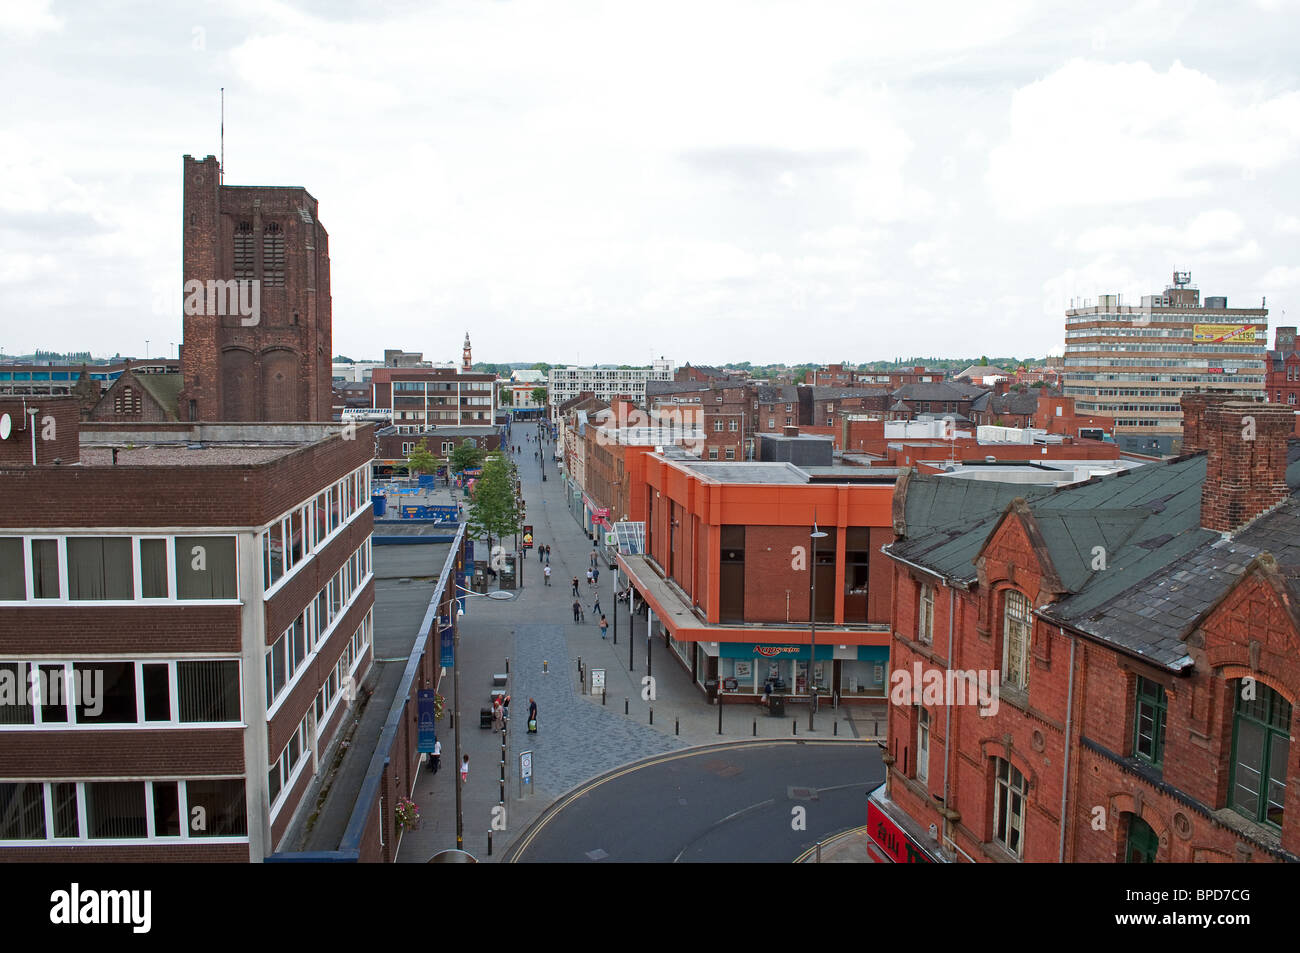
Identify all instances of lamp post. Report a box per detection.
[809,516,828,732]
[450,585,515,852]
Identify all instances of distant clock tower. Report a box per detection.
[462,332,472,373]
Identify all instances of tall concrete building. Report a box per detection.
[178,155,333,423]
[1063,271,1267,454]
[547,358,674,423]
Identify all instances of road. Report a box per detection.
[505,739,884,863]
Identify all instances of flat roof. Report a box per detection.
[682,462,810,484]
[79,444,304,466]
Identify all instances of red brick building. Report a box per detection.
[178,155,333,423]
[872,394,1300,863]
[0,398,375,860]
[616,451,896,704]
[1266,326,1300,434]
[647,379,751,460]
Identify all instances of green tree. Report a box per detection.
[405,439,439,477]
[465,454,523,558]
[449,439,485,475]
[979,355,989,365]
[531,386,547,406]
[531,362,552,374]
[500,388,513,406]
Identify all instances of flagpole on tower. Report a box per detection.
[220,87,224,182]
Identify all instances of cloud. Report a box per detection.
[988,59,1300,217]
[1073,209,1249,256]
[0,0,61,39]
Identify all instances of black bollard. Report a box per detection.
[500,760,505,782]
[718,702,723,735]
[675,717,679,735]
[624,697,629,715]
[793,720,797,736]
[505,657,510,674]
[649,707,653,725]
[487,830,493,856]
[752,718,757,736]
[602,688,607,706]
[499,779,505,803]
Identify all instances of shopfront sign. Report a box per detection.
[867,798,933,864]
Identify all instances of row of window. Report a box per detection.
[265,542,370,712]
[1066,358,1265,369]
[262,464,370,594]
[1066,373,1266,384]
[0,778,247,843]
[913,583,1292,837]
[1064,343,1262,354]
[0,659,240,728]
[0,535,236,603]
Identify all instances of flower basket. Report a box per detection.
[395,796,421,832]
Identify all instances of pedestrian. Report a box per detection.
[492,699,504,732]
[600,615,608,639]
[592,596,602,617]
[460,754,470,782]
[572,577,579,597]
[593,567,599,586]
[543,565,552,585]
[539,545,544,563]
[528,697,538,733]
[431,738,441,774]
[502,694,511,721]
[579,601,586,622]
[590,551,597,569]
[585,568,593,587]
[572,598,581,622]
[545,545,551,564]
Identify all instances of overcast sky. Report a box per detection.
[2,0,1299,367]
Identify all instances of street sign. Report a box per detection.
[523,524,534,549]
[417,690,437,752]
[591,668,606,695]
[520,750,534,798]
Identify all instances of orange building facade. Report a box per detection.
[616,454,895,704]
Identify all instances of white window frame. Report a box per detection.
[918,583,934,644]
[917,708,930,783]
[992,757,1027,857]
[1002,590,1032,690]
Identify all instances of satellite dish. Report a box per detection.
[0,414,9,439]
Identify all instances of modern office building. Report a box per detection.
[0,397,374,860]
[546,359,675,423]
[369,366,497,433]
[1063,271,1267,454]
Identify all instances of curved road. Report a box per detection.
[506,740,884,863]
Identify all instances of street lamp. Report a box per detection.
[809,515,828,732]
[449,584,516,851]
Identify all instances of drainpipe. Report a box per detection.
[942,584,955,854]
[1058,624,1076,863]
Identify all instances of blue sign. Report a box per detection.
[417,690,437,752]
[440,625,454,667]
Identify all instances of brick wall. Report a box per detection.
[0,396,81,466]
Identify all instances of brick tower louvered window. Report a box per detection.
[263,222,284,287]
[233,222,254,280]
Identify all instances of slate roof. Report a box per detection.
[646,379,749,397]
[133,372,183,420]
[887,451,1300,670]
[954,364,1008,380]
[970,390,1041,415]
[756,384,799,403]
[811,386,889,400]
[892,382,984,402]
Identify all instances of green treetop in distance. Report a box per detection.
[406,439,439,476]
[465,454,523,556]
[449,439,486,475]
[531,386,547,406]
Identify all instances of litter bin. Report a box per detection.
[769,694,786,717]
[704,678,719,702]
[479,708,493,729]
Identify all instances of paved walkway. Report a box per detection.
[395,422,885,862]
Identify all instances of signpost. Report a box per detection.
[590,668,606,695]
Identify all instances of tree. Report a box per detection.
[531,386,547,407]
[979,355,989,366]
[465,454,523,559]
[405,439,439,477]
[500,388,513,406]
[531,362,552,374]
[449,439,485,475]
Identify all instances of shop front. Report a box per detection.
[866,784,946,863]
[711,642,888,701]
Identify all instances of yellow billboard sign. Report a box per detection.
[1194,324,1257,344]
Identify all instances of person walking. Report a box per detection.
[430,738,441,774]
[538,545,544,563]
[585,568,593,587]
[545,545,551,564]
[592,595,602,617]
[460,754,470,782]
[592,567,599,586]
[543,564,552,585]
[571,577,579,597]
[527,698,538,733]
[590,551,598,569]
[572,598,581,623]
[599,614,608,639]
[502,694,511,721]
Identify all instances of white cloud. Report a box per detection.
[988,59,1300,218]
[0,0,61,39]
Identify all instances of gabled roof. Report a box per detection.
[756,384,798,403]
[953,364,1008,380]
[647,379,749,397]
[810,386,888,400]
[132,372,183,419]
[892,381,983,402]
[970,391,1041,415]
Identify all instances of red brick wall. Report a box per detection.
[2,843,250,863]
[0,605,242,655]
[0,396,81,466]
[0,729,244,777]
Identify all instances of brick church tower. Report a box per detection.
[178,155,333,422]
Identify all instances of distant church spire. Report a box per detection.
[463,332,472,372]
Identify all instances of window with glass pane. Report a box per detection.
[38,664,68,723]
[176,536,237,599]
[74,662,136,723]
[51,782,78,837]
[266,636,286,708]
[84,781,147,839]
[1230,681,1292,828]
[0,783,46,839]
[1002,591,1031,690]
[918,584,935,644]
[0,537,25,599]
[178,661,240,722]
[917,709,930,783]
[152,781,181,836]
[1133,677,1167,767]
[1124,814,1158,862]
[290,614,306,671]
[67,537,133,600]
[268,764,282,805]
[187,779,247,837]
[140,538,168,598]
[263,529,283,589]
[993,758,1026,857]
[31,538,59,599]
[0,663,33,725]
[142,663,171,721]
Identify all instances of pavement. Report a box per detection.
[394,421,889,863]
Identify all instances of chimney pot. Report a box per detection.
[1199,401,1291,534]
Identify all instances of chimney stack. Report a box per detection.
[1179,391,1233,454]
[1200,401,1291,534]
[783,425,800,437]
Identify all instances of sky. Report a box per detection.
[2,0,1299,367]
